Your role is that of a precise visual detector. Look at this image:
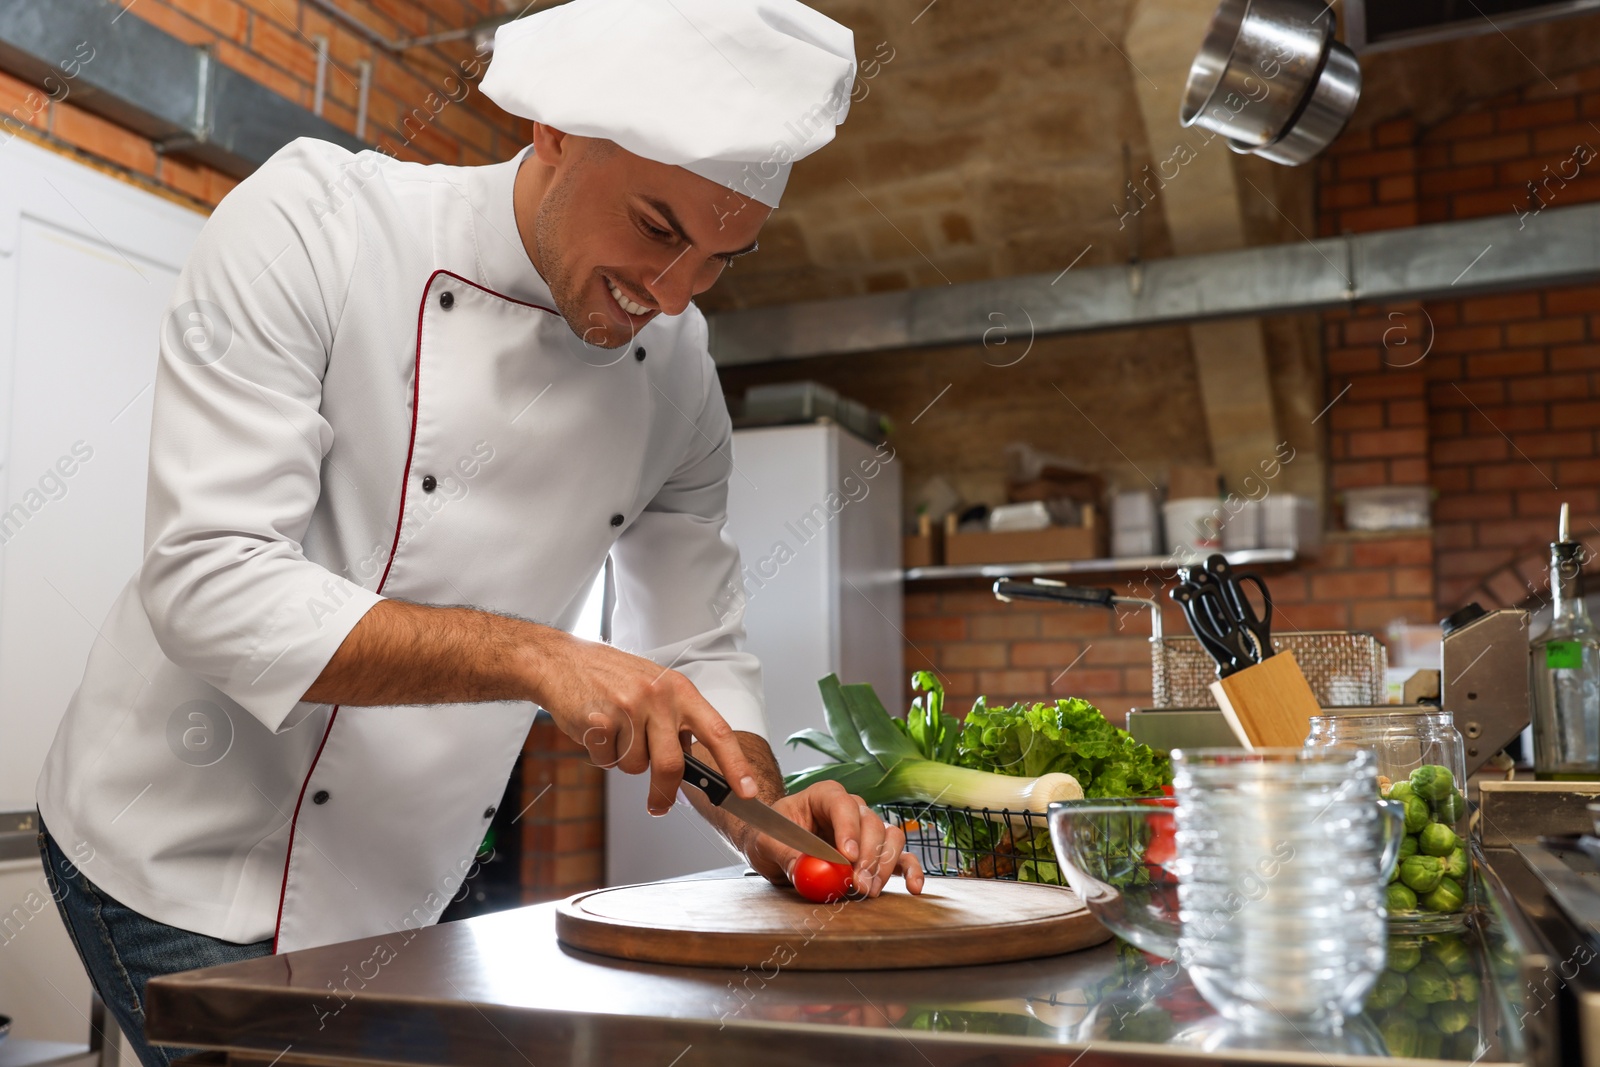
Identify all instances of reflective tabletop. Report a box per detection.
[146,869,1528,1067]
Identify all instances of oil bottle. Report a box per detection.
[1530,503,1600,779]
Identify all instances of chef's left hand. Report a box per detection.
[742,781,926,897]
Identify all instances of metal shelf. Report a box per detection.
[902,547,1297,582]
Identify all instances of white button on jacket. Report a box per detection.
[37,139,765,953]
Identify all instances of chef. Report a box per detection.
[35,1,922,1063]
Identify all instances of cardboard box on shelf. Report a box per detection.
[903,535,940,568]
[944,523,1099,566]
[904,514,943,568]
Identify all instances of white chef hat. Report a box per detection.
[481,0,856,208]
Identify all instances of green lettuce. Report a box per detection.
[956,696,1172,799]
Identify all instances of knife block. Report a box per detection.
[1209,650,1323,748]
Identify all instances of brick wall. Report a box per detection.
[698,2,1347,316]
[1318,68,1600,613]
[892,65,1600,726]
[736,72,1600,743]
[885,69,1600,726]
[0,0,532,209]
[519,717,606,903]
[904,532,1433,724]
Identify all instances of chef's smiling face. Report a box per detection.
[514,124,770,349]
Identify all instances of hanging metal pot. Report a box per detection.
[1181,0,1362,165]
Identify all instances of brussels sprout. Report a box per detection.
[1399,834,1420,861]
[1368,969,1407,1010]
[1450,1026,1482,1060]
[1432,1000,1474,1034]
[1380,1015,1420,1057]
[1388,780,1415,803]
[1400,854,1447,894]
[1454,972,1481,1002]
[1433,789,1467,824]
[1408,959,1455,1004]
[1422,876,1465,914]
[1400,994,1433,1018]
[1491,941,1520,971]
[1386,883,1418,913]
[1420,822,1458,856]
[1410,765,1456,801]
[1403,795,1431,833]
[1428,935,1472,973]
[1444,846,1468,881]
[1389,941,1424,972]
[1415,1027,1445,1061]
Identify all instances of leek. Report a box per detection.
[784,674,1083,811]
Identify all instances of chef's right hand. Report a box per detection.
[525,631,757,813]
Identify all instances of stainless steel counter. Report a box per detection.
[146,866,1533,1067]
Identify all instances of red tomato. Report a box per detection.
[1144,803,1177,868]
[1144,825,1177,867]
[793,855,854,903]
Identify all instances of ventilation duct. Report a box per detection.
[0,0,366,179]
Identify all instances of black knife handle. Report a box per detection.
[681,753,731,805]
[1169,583,1241,677]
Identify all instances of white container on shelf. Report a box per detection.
[1344,485,1431,531]
[1221,498,1263,550]
[1163,497,1223,555]
[988,500,1052,532]
[1262,493,1321,552]
[1112,490,1160,557]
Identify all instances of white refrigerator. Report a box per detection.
[605,422,904,884]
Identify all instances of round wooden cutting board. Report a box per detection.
[555,875,1110,970]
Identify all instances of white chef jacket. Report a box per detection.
[36,137,765,952]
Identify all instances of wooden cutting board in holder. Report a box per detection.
[556,874,1110,970]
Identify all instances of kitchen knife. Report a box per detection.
[680,753,852,866]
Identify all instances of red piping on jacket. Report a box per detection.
[270,270,558,953]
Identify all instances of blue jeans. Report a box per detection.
[38,818,272,1067]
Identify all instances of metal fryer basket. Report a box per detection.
[1151,630,1388,708]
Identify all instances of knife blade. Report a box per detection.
[680,753,852,866]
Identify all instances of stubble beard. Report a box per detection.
[534,166,628,351]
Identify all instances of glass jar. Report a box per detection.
[1305,711,1470,931]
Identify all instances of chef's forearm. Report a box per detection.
[683,733,786,852]
[303,598,554,706]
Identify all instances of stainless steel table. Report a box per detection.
[145,867,1528,1067]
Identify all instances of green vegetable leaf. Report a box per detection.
[908,671,960,763]
[782,759,886,796]
[784,728,849,763]
[956,696,1172,799]
[817,674,873,765]
[842,682,920,763]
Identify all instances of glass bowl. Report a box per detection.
[1047,798,1181,959]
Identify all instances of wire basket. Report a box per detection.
[877,803,1067,887]
[1151,630,1388,709]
